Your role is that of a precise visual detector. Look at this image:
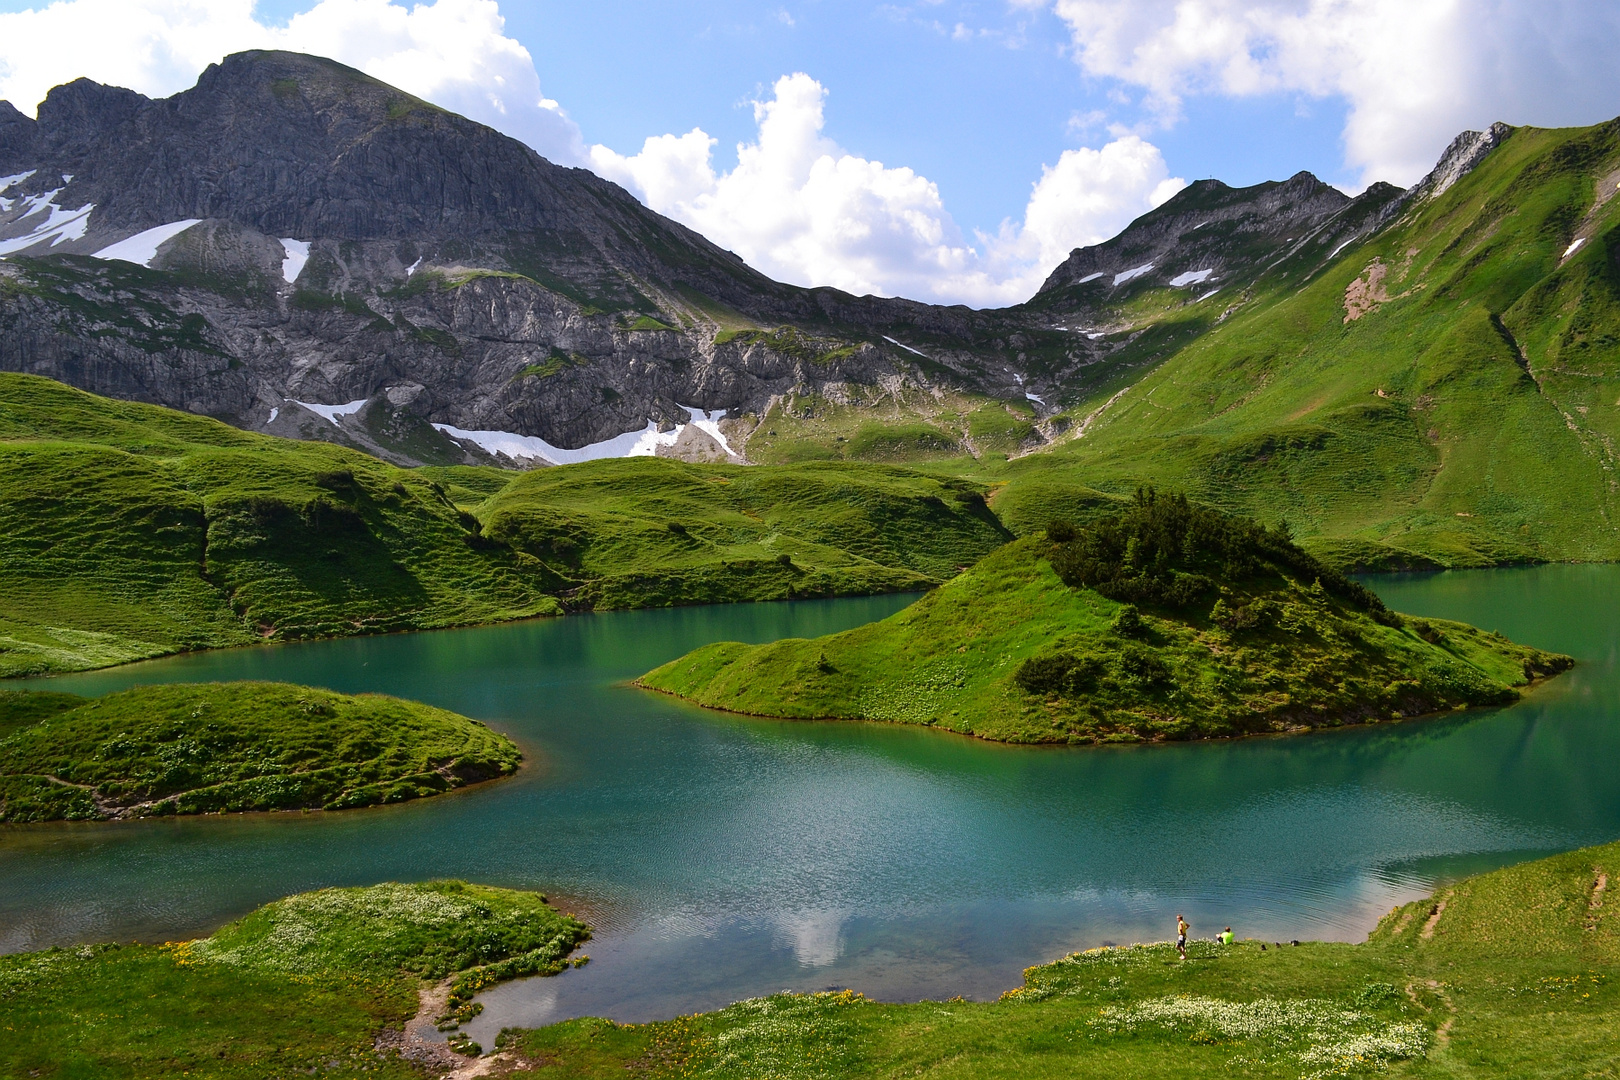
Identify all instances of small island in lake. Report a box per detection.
[641,492,1572,744]
[0,681,520,822]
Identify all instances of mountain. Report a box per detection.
[0,50,1369,468]
[1000,117,1620,567]
[5,50,1618,568]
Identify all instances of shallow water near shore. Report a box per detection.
[4,566,1620,1043]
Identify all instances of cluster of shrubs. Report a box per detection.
[1013,640,1172,699]
[1043,488,1392,619]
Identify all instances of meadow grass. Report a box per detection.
[476,456,1010,609]
[512,838,1620,1079]
[0,375,1008,676]
[0,881,589,1079]
[0,681,519,821]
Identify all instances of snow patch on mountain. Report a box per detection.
[279,239,310,283]
[1113,263,1154,285]
[292,398,367,425]
[883,335,931,359]
[0,190,93,255]
[1168,268,1213,287]
[433,421,683,465]
[683,406,735,456]
[92,220,202,266]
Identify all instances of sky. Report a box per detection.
[0,0,1617,307]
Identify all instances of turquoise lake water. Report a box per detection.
[3,566,1618,1043]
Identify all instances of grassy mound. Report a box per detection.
[641,493,1570,744]
[0,374,1009,676]
[513,839,1620,1079]
[0,681,519,822]
[0,880,589,1078]
[478,456,1009,610]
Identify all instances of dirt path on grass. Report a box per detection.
[1420,897,1448,940]
[376,978,537,1080]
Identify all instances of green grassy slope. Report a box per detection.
[998,120,1620,568]
[0,881,590,1077]
[478,457,1010,608]
[515,839,1620,1079]
[641,496,1569,743]
[0,374,1009,676]
[0,681,519,821]
[0,373,557,675]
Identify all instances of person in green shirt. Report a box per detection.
[1221,927,1234,945]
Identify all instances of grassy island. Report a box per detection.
[0,880,590,1077]
[640,492,1571,744]
[0,681,519,822]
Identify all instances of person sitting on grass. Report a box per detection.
[1176,915,1190,960]
[1221,926,1234,945]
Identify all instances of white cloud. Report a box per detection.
[1049,0,1620,187]
[0,0,586,165]
[592,73,1183,307]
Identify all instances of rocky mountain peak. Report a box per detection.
[35,78,147,166]
[0,100,37,173]
[1029,169,1351,310]
[1403,122,1515,206]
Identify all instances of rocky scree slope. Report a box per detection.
[0,49,1412,468]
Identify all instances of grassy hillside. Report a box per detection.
[995,119,1620,569]
[515,837,1620,1079]
[478,457,1009,608]
[0,681,519,821]
[0,374,1007,676]
[0,881,590,1077]
[641,494,1569,743]
[0,373,557,675]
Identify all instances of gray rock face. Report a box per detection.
[1032,172,1352,311]
[1404,123,1515,207]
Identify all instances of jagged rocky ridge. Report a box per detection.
[0,50,1509,466]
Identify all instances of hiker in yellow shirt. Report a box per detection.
[1176,915,1190,959]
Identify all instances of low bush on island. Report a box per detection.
[640,490,1571,744]
[0,681,520,822]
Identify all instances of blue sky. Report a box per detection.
[0,1,1615,305]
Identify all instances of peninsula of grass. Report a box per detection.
[0,681,519,822]
[0,880,590,1078]
[640,491,1571,744]
[515,838,1620,1079]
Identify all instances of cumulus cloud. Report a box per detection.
[0,0,586,165]
[1049,0,1620,186]
[592,74,1183,307]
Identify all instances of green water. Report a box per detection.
[3,567,1618,1039]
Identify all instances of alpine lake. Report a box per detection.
[4,565,1618,1050]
